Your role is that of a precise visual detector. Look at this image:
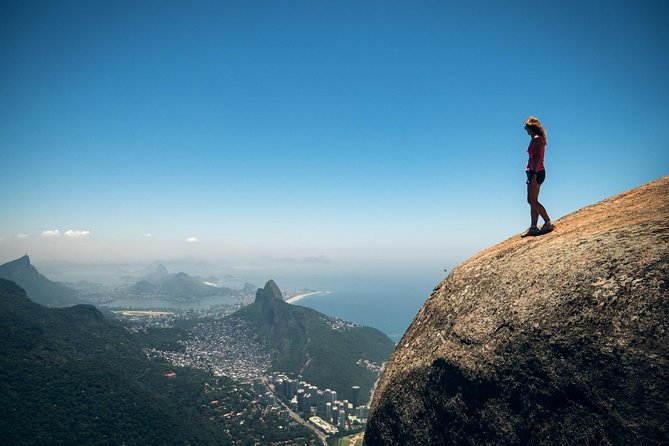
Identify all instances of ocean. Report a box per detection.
[94,263,448,344]
[289,271,445,344]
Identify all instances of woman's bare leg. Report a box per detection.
[527,182,550,226]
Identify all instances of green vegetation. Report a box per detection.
[234,281,395,403]
[328,432,365,446]
[132,325,189,351]
[0,279,316,445]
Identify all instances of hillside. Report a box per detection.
[365,176,669,445]
[0,255,79,306]
[0,278,225,445]
[0,279,315,445]
[233,280,396,403]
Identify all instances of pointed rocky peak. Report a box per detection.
[0,255,40,281]
[1,254,32,270]
[254,279,283,304]
[0,255,78,306]
[155,264,169,276]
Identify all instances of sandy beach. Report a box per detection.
[285,291,323,304]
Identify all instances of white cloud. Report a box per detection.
[15,233,29,239]
[145,233,153,237]
[64,230,91,238]
[41,229,61,238]
[186,237,199,243]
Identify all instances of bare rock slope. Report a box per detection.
[365,176,669,445]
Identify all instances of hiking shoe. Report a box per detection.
[521,226,540,237]
[541,222,555,233]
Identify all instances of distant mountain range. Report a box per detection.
[0,255,256,306]
[139,262,170,283]
[0,255,80,306]
[232,280,396,403]
[0,261,395,442]
[127,264,236,301]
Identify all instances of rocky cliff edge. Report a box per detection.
[365,176,669,445]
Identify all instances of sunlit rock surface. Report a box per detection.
[365,176,669,446]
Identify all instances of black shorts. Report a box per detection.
[526,170,546,185]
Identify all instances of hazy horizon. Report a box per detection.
[2,1,667,269]
[5,251,447,292]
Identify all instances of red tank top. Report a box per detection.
[526,136,545,172]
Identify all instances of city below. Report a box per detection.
[115,308,378,443]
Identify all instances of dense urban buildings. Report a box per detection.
[258,373,370,435]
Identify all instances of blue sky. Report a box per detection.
[1,0,668,267]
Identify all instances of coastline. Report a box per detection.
[285,291,324,304]
[112,310,175,317]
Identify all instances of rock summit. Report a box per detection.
[365,176,669,445]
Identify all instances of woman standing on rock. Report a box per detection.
[522,116,554,236]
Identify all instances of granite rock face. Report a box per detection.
[254,279,284,304]
[365,176,669,446]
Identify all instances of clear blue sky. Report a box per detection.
[1,0,668,266]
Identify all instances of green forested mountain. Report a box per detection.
[232,280,396,404]
[0,279,314,446]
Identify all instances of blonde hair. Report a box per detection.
[525,116,547,144]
